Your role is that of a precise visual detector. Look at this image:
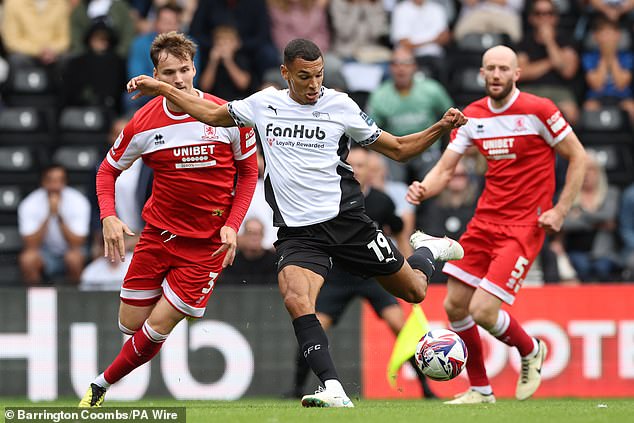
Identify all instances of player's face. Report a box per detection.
[481,50,520,102]
[153,52,196,94]
[281,57,324,105]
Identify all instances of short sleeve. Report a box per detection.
[106,119,142,171]
[342,97,382,146]
[228,90,266,128]
[231,126,258,160]
[534,97,572,146]
[447,123,473,154]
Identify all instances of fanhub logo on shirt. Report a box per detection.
[265,123,326,140]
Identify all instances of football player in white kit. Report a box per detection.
[128,38,467,408]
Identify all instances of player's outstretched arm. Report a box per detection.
[406,149,462,205]
[126,75,236,127]
[370,108,467,162]
[538,131,587,233]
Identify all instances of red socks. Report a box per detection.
[104,321,167,384]
[450,317,490,387]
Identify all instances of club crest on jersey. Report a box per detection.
[202,125,216,140]
[513,117,527,132]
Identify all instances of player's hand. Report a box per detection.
[102,215,135,263]
[406,181,427,205]
[537,207,565,234]
[127,75,161,100]
[212,226,237,268]
[440,108,468,130]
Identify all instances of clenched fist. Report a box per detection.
[440,108,468,130]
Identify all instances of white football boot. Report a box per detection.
[516,338,548,400]
[409,231,464,261]
[444,389,496,404]
[301,387,354,408]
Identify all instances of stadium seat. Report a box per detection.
[579,107,631,133]
[0,107,55,146]
[0,146,41,191]
[450,66,485,105]
[456,33,511,54]
[58,107,111,145]
[4,65,58,108]
[52,145,102,190]
[0,186,22,225]
[584,144,634,187]
[0,225,22,286]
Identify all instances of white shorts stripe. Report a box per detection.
[479,278,516,305]
[443,262,481,288]
[162,280,206,318]
[120,287,163,300]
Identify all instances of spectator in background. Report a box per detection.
[517,0,580,126]
[367,151,416,257]
[62,19,127,114]
[390,0,450,82]
[588,0,634,23]
[18,164,91,285]
[126,3,199,111]
[71,0,136,59]
[329,0,390,65]
[129,0,197,34]
[220,217,278,285]
[582,16,634,124]
[199,23,255,101]
[555,152,621,282]
[367,46,453,184]
[414,159,479,282]
[80,234,139,290]
[1,0,70,68]
[188,0,279,81]
[619,182,634,280]
[453,0,524,43]
[268,0,346,89]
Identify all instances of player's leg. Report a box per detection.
[375,231,465,302]
[19,247,44,284]
[443,277,496,404]
[79,297,185,408]
[278,265,353,408]
[471,227,548,401]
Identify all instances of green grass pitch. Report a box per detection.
[1,398,632,423]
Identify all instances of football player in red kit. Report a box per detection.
[407,45,587,404]
[79,31,258,407]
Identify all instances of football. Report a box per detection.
[415,329,468,381]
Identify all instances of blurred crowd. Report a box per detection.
[0,0,632,288]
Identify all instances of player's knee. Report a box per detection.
[443,295,468,320]
[118,319,138,335]
[468,304,497,329]
[282,292,313,316]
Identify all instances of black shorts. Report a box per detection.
[317,266,398,324]
[274,210,405,279]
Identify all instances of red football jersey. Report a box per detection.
[106,92,257,238]
[448,90,572,225]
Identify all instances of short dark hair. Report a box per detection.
[150,31,197,67]
[592,15,620,32]
[283,39,322,66]
[157,3,183,16]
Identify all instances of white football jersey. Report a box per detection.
[228,86,382,227]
